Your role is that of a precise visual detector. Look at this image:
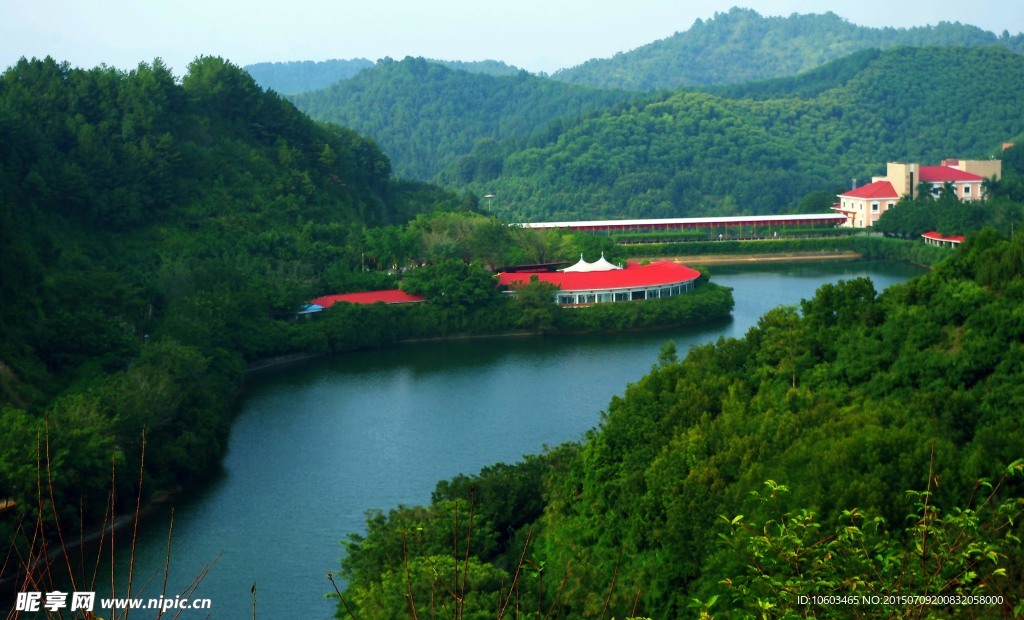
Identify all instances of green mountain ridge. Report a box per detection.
[243,58,374,95]
[289,56,637,180]
[462,46,1024,221]
[552,7,1024,90]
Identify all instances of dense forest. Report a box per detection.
[244,58,525,96]
[0,54,443,555]
[243,58,374,94]
[456,47,1024,221]
[289,57,635,180]
[286,48,1024,221]
[336,227,1024,618]
[552,7,1024,90]
[5,9,1024,613]
[0,55,731,577]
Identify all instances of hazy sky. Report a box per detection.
[2,0,1021,77]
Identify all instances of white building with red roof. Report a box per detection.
[834,180,900,228]
[498,257,701,306]
[834,158,1001,228]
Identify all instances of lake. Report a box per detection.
[90,259,926,618]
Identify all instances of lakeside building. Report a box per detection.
[834,159,1002,228]
[299,290,425,315]
[833,179,900,228]
[921,231,965,248]
[498,256,701,306]
[517,213,845,235]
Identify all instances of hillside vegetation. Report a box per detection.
[289,56,635,180]
[0,55,473,553]
[243,58,374,94]
[0,55,725,569]
[286,47,1024,220]
[244,57,525,95]
[460,46,1024,221]
[337,228,1024,618]
[552,7,1024,90]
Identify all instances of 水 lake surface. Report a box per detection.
[95,259,926,618]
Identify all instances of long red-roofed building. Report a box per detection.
[921,231,965,248]
[498,257,701,305]
[308,289,425,311]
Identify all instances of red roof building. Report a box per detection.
[834,158,1001,229]
[498,258,701,305]
[310,289,425,309]
[834,180,900,228]
[921,231,964,248]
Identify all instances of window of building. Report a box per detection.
[963,185,972,196]
[614,292,629,302]
[871,202,879,212]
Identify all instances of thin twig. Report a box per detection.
[327,571,360,620]
[155,507,175,620]
[599,547,623,620]
[460,486,475,620]
[497,526,533,620]
[404,531,419,619]
[125,428,147,619]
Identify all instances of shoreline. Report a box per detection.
[634,250,863,265]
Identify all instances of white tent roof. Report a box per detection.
[560,253,621,272]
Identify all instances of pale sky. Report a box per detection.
[2,0,1021,77]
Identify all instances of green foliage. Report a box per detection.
[339,229,1024,617]
[289,56,635,180]
[711,468,1023,619]
[508,276,561,333]
[552,8,1024,90]
[0,55,467,552]
[243,58,374,95]
[464,47,1024,221]
[400,260,501,307]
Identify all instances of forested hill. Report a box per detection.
[0,56,467,537]
[552,7,1024,90]
[244,58,524,95]
[337,226,1024,618]
[460,46,1024,222]
[288,56,636,180]
[243,58,374,94]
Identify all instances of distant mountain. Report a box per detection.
[432,59,524,77]
[245,58,524,95]
[461,46,1024,221]
[244,58,374,94]
[289,56,636,180]
[552,7,1024,90]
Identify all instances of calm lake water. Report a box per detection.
[91,259,925,618]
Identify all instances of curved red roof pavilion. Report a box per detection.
[498,259,701,305]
